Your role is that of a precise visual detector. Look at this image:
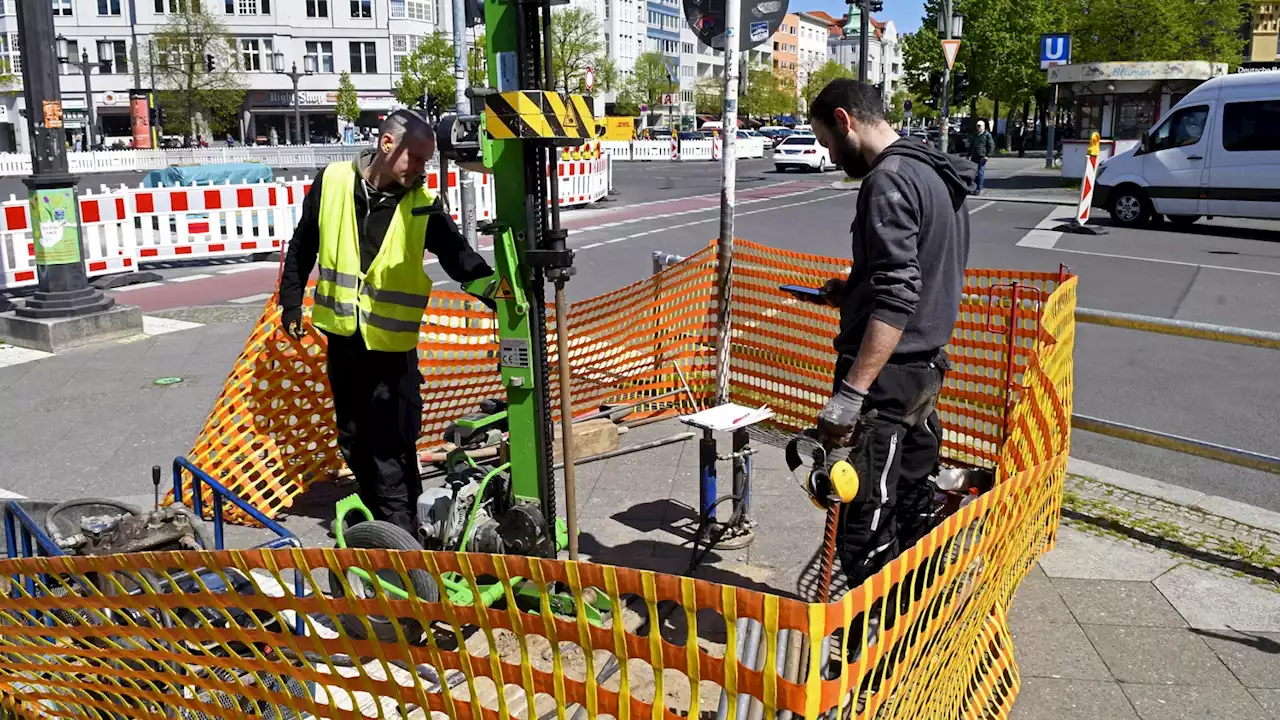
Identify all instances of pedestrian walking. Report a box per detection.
[808,78,975,589]
[278,110,494,533]
[970,120,995,194]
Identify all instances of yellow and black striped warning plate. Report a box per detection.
[484,91,597,141]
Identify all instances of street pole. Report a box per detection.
[714,0,741,407]
[293,74,301,146]
[7,0,113,319]
[72,52,99,151]
[858,0,869,83]
[452,0,477,245]
[1045,84,1058,168]
[939,0,952,156]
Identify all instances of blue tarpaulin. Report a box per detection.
[141,163,275,188]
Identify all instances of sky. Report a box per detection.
[796,0,926,33]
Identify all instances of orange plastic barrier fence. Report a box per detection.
[182,239,1068,523]
[0,241,1074,720]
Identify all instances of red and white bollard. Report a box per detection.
[670,135,679,161]
[1056,132,1108,235]
[712,134,722,161]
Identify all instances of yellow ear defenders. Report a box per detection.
[785,430,860,510]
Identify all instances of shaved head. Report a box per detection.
[373,109,436,188]
[379,109,435,145]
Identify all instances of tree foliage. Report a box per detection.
[396,32,455,116]
[695,76,723,115]
[551,7,604,92]
[335,72,361,124]
[742,67,797,120]
[470,32,488,87]
[619,52,671,112]
[150,3,245,143]
[1065,0,1246,65]
[801,61,855,110]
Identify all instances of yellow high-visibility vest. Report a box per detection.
[311,161,436,352]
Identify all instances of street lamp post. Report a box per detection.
[937,3,962,155]
[274,53,314,146]
[57,36,112,151]
[1,2,115,322]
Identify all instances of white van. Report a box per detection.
[1094,71,1280,227]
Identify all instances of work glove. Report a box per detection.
[820,277,846,307]
[281,306,306,340]
[817,381,868,440]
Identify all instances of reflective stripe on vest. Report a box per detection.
[310,160,436,351]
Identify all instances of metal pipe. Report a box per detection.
[716,617,753,720]
[82,55,97,151]
[555,283,580,560]
[452,0,477,246]
[1075,307,1280,351]
[1072,414,1280,476]
[714,0,742,408]
[734,619,764,720]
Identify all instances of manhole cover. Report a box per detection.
[153,377,184,386]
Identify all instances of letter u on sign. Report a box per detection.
[1040,33,1071,70]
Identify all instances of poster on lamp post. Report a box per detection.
[130,91,153,149]
[31,188,82,266]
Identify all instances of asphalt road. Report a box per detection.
[28,155,1280,512]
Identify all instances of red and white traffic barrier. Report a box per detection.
[712,135,723,161]
[0,156,610,291]
[670,136,679,161]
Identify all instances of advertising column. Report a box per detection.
[130,91,152,149]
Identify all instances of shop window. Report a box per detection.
[1114,95,1157,140]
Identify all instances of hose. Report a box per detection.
[45,498,144,544]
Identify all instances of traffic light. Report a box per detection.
[464,0,484,26]
[156,108,168,125]
[951,72,969,105]
[929,71,942,99]
[205,54,215,72]
[868,0,884,11]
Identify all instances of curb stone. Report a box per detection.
[1068,457,1280,536]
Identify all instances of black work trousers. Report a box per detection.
[325,331,424,534]
[834,349,948,589]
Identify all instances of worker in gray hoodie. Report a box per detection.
[810,78,977,589]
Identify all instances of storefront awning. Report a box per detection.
[1049,61,1228,85]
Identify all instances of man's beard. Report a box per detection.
[832,138,872,179]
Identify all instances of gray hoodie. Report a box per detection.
[835,139,977,357]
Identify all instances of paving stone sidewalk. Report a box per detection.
[1,319,1276,720]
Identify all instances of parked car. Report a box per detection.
[1095,70,1280,227]
[760,127,794,148]
[773,134,832,172]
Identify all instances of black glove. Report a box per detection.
[817,381,868,440]
[281,306,305,340]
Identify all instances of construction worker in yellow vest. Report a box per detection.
[278,110,494,533]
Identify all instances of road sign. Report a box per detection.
[585,66,595,92]
[941,39,961,70]
[683,0,789,51]
[903,99,912,112]
[1040,33,1071,70]
[662,93,678,106]
[640,103,649,113]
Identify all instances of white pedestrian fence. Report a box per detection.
[0,145,366,177]
[0,157,611,291]
[604,137,768,161]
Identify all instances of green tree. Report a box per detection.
[335,71,361,129]
[396,32,455,116]
[695,76,723,115]
[470,32,488,87]
[551,7,603,92]
[593,55,619,94]
[801,61,855,109]
[1066,0,1245,65]
[742,67,797,120]
[619,51,671,112]
[150,3,246,144]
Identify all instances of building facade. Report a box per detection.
[0,0,459,151]
[1245,3,1279,66]
[793,11,827,98]
[771,13,798,92]
[822,13,901,105]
